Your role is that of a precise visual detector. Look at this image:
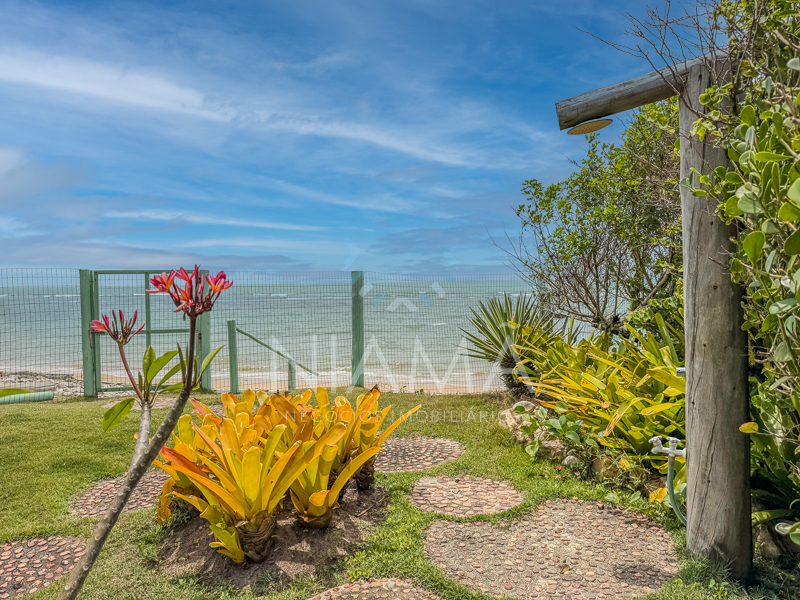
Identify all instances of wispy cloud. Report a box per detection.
[0,145,87,206]
[0,46,555,170]
[0,0,650,270]
[177,237,344,255]
[104,209,327,231]
[0,48,229,120]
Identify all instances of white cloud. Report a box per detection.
[261,116,474,167]
[0,145,87,206]
[0,47,552,170]
[0,48,229,120]
[0,147,26,176]
[0,215,40,238]
[254,176,421,213]
[178,237,343,254]
[104,209,327,231]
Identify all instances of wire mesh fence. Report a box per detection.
[0,269,84,395]
[0,268,578,398]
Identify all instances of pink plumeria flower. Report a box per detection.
[91,309,144,345]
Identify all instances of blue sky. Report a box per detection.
[0,0,654,273]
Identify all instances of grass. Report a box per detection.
[0,389,796,600]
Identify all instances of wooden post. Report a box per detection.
[144,271,153,349]
[555,54,752,580]
[680,62,752,579]
[227,319,239,394]
[555,57,704,130]
[79,270,98,398]
[351,271,365,388]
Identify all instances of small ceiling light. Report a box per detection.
[567,118,613,135]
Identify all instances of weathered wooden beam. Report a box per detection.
[555,56,704,130]
[680,62,752,580]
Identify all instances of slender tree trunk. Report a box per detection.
[130,402,151,471]
[680,62,752,581]
[58,319,197,600]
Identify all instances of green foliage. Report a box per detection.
[101,344,223,431]
[694,2,800,511]
[510,100,682,334]
[514,323,686,490]
[102,398,134,432]
[627,280,686,358]
[461,293,562,397]
[101,346,182,431]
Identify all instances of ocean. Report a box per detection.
[0,270,535,395]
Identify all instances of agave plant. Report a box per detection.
[461,293,561,397]
[154,393,346,563]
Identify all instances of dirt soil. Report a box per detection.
[158,487,389,594]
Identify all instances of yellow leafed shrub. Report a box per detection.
[155,392,345,563]
[155,387,420,561]
[278,386,420,527]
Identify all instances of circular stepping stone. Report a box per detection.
[424,498,679,599]
[410,476,523,516]
[375,436,464,473]
[307,578,440,599]
[71,470,169,518]
[0,537,83,598]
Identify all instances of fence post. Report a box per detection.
[197,313,212,390]
[91,271,102,393]
[227,319,239,394]
[351,271,365,388]
[288,360,296,391]
[79,270,98,398]
[144,272,152,349]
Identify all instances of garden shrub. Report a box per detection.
[514,321,686,500]
[155,387,420,562]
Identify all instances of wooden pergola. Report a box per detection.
[555,59,753,579]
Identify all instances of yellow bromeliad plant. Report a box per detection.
[155,387,420,559]
[272,386,421,526]
[515,319,686,500]
[154,391,346,563]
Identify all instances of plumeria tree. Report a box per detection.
[59,266,231,600]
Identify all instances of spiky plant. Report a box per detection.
[461,293,560,397]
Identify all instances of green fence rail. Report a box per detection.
[79,270,211,396]
[226,319,319,393]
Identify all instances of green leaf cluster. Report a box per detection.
[695,0,800,513]
[460,293,564,397]
[513,100,682,332]
[512,321,686,488]
[102,344,223,432]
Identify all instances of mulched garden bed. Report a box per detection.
[160,487,389,592]
[375,436,465,473]
[425,498,679,599]
[0,537,83,599]
[307,578,440,599]
[70,470,169,518]
[410,476,524,516]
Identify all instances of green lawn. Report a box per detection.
[0,390,795,600]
